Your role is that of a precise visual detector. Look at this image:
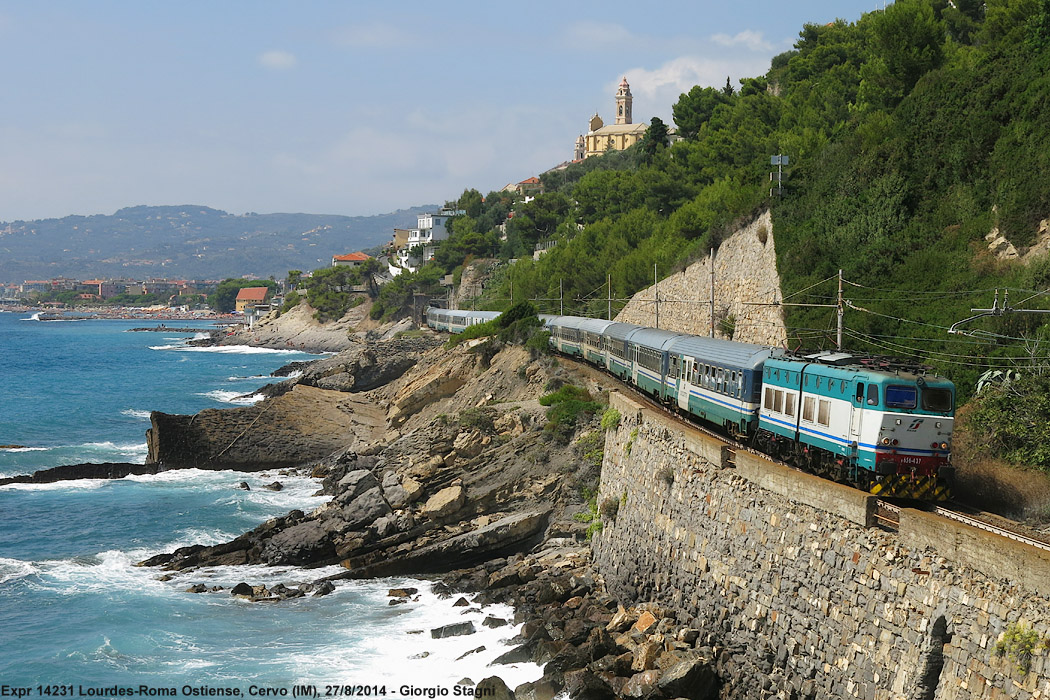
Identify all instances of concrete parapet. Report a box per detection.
[900,507,1050,598]
[734,451,876,527]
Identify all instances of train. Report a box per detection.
[425,307,955,500]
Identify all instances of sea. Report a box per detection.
[0,311,539,695]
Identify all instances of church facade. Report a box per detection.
[575,77,648,159]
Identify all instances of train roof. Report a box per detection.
[667,334,782,371]
[766,354,954,387]
[603,322,648,342]
[627,327,687,350]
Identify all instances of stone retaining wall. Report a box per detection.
[593,392,1050,699]
[614,210,787,347]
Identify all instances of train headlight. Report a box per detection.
[940,442,949,450]
[891,439,899,446]
[881,437,890,445]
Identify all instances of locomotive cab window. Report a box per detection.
[885,385,917,409]
[922,388,953,412]
[855,383,864,403]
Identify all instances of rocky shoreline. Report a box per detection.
[14,302,730,698]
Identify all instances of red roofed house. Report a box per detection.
[332,252,372,268]
[234,286,269,313]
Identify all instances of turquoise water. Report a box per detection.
[0,312,538,693]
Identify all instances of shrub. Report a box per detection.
[600,407,622,431]
[995,623,1047,676]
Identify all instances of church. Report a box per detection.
[574,77,648,160]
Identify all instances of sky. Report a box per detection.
[0,1,884,222]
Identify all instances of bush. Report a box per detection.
[600,407,622,431]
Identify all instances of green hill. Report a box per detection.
[0,204,433,281]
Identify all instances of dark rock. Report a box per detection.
[562,669,615,700]
[590,653,633,677]
[186,584,209,593]
[483,616,509,629]
[474,677,514,700]
[491,645,533,665]
[621,670,661,698]
[580,626,618,662]
[431,622,476,639]
[237,481,251,490]
[312,581,335,597]
[263,481,283,491]
[487,567,522,589]
[332,487,392,533]
[532,640,570,666]
[260,520,336,566]
[456,679,474,687]
[657,659,718,699]
[456,646,486,661]
[231,582,254,597]
[453,597,471,607]
[0,462,158,487]
[513,679,560,700]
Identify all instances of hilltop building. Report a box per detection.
[391,206,464,274]
[332,252,371,268]
[578,77,648,159]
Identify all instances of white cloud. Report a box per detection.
[614,53,774,122]
[711,30,774,52]
[258,50,297,70]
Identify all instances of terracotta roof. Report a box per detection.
[333,252,371,262]
[235,286,269,301]
[518,177,541,185]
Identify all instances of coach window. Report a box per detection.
[785,392,797,416]
[817,399,831,426]
[730,371,738,397]
[802,396,816,422]
[764,387,774,410]
[867,384,880,406]
[773,389,784,413]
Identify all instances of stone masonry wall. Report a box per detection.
[615,210,787,347]
[592,392,1050,699]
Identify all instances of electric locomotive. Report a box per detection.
[756,353,954,500]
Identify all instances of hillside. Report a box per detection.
[0,204,434,281]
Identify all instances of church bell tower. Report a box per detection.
[615,76,632,125]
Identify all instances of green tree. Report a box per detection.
[672,85,731,139]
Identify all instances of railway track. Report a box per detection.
[583,359,1050,552]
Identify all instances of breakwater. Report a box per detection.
[592,392,1050,699]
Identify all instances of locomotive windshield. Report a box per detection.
[921,387,953,412]
[884,385,918,409]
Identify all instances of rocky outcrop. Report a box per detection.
[146,384,385,469]
[0,462,159,486]
[294,337,440,393]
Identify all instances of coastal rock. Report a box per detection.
[656,659,718,699]
[260,520,336,566]
[146,385,385,470]
[421,485,467,521]
[431,622,476,639]
[0,462,158,487]
[474,678,514,700]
